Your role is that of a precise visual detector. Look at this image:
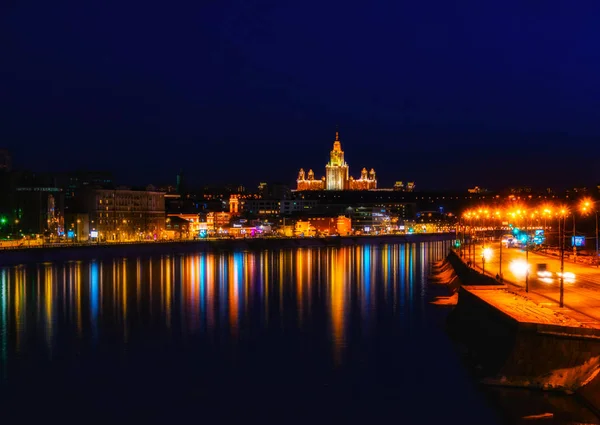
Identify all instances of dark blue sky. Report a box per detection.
[2,1,600,190]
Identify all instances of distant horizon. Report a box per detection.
[2,156,596,194]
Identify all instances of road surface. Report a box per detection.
[463,243,600,322]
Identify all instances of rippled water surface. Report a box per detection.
[0,242,507,423]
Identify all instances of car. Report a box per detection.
[536,263,552,278]
[501,234,516,248]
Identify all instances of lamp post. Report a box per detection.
[558,207,567,308]
[511,208,532,292]
[462,217,467,257]
[499,230,503,279]
[473,212,481,266]
[594,209,598,267]
[513,208,529,292]
[525,231,529,292]
[482,249,486,275]
[525,211,536,293]
[573,214,577,262]
[464,211,473,264]
[580,199,599,267]
[482,247,492,276]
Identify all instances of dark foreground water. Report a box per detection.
[0,242,595,424]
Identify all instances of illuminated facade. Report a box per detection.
[82,188,165,241]
[296,168,325,191]
[297,131,377,191]
[307,216,352,236]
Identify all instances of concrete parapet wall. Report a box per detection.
[446,257,600,395]
[446,250,501,286]
[447,287,518,377]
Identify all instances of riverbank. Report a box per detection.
[0,233,453,266]
[437,250,600,416]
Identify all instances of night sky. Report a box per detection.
[2,1,600,190]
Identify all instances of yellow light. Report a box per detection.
[482,247,492,261]
[509,259,530,277]
[580,198,594,214]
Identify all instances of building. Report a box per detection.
[64,213,90,242]
[296,168,325,191]
[0,171,66,238]
[351,207,391,233]
[258,182,291,199]
[294,220,316,237]
[296,131,377,191]
[468,186,488,194]
[0,150,11,172]
[165,215,191,239]
[336,215,352,235]
[77,187,165,241]
[393,181,415,192]
[239,198,318,216]
[166,213,204,239]
[13,186,64,237]
[279,199,318,215]
[199,211,232,232]
[307,216,352,236]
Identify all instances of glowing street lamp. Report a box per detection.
[525,211,538,293]
[509,207,532,292]
[482,247,492,275]
[463,210,474,265]
[557,207,569,308]
[541,206,553,234]
[580,198,599,267]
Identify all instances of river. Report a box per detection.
[0,241,594,424]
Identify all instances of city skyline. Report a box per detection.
[3,2,600,190]
[2,132,600,193]
[5,3,600,423]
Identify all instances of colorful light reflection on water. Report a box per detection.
[0,241,510,424]
[0,244,448,362]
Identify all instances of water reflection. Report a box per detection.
[0,241,452,370]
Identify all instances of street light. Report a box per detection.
[509,207,534,292]
[581,198,599,267]
[482,247,492,275]
[557,207,568,308]
[494,210,508,281]
[473,212,481,266]
[525,211,537,293]
[463,211,473,264]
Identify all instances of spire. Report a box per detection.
[332,125,342,152]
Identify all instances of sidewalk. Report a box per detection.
[534,248,599,268]
[454,249,600,326]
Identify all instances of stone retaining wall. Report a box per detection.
[446,253,600,399]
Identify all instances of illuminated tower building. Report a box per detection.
[296,168,325,190]
[325,131,349,190]
[296,129,377,191]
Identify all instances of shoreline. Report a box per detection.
[0,233,454,266]
[437,250,600,415]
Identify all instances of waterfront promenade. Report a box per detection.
[446,248,600,398]
[461,244,600,322]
